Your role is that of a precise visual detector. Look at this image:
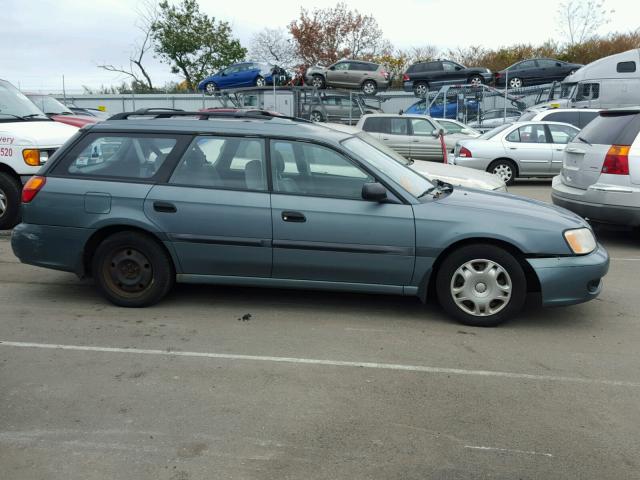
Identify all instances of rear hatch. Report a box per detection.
[561,110,640,189]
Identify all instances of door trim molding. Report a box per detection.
[273,239,414,256]
[168,233,271,248]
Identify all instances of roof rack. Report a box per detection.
[108,108,311,123]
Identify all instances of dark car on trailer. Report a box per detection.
[494,58,583,88]
[403,60,492,97]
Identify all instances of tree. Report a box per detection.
[98,0,158,92]
[557,0,614,46]
[288,2,389,65]
[151,0,246,90]
[249,28,298,69]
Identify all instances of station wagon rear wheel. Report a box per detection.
[489,159,517,185]
[0,172,21,230]
[93,232,174,307]
[436,244,526,327]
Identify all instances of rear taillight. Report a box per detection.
[495,72,501,79]
[402,74,410,82]
[380,69,389,79]
[22,176,46,203]
[459,146,472,158]
[601,145,630,175]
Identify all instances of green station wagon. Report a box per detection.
[11,110,609,327]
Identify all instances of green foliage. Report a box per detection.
[151,0,246,90]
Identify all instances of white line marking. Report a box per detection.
[344,327,391,333]
[1,340,639,388]
[465,445,554,458]
[610,257,640,262]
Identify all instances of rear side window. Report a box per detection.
[64,135,177,179]
[506,124,547,143]
[544,111,579,126]
[170,136,267,191]
[362,117,388,133]
[578,113,640,145]
[617,61,636,73]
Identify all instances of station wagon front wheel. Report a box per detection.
[92,232,174,308]
[436,244,527,327]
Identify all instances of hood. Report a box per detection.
[410,161,505,191]
[0,120,78,147]
[51,114,97,128]
[413,187,590,255]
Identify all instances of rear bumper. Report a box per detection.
[551,175,640,226]
[527,244,609,307]
[449,156,492,171]
[11,223,91,275]
[403,81,415,92]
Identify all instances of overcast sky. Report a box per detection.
[1,0,638,93]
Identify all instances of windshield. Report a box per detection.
[518,111,537,122]
[560,82,576,99]
[479,123,512,139]
[342,134,432,198]
[27,95,73,115]
[0,80,48,121]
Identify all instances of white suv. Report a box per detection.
[0,79,78,229]
[552,108,640,225]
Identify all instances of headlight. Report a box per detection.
[564,228,596,255]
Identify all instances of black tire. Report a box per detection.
[362,80,377,96]
[311,75,325,89]
[414,81,429,97]
[0,172,21,230]
[92,231,174,308]
[468,75,484,86]
[436,244,527,327]
[310,110,324,122]
[488,159,517,185]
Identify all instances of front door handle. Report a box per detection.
[282,211,306,223]
[153,201,177,213]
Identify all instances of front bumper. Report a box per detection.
[551,175,640,226]
[527,244,609,307]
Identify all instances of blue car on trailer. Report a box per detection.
[198,62,282,94]
[406,98,480,119]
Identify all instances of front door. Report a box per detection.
[144,135,272,277]
[269,139,415,286]
[326,62,351,87]
[408,117,442,161]
[503,124,553,175]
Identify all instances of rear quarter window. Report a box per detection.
[362,117,388,133]
[578,113,640,145]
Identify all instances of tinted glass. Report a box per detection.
[271,140,372,199]
[513,60,535,70]
[442,62,457,72]
[389,118,409,135]
[170,136,266,191]
[507,124,548,143]
[362,117,387,133]
[578,111,599,128]
[334,62,350,71]
[547,124,579,144]
[67,136,176,178]
[349,62,366,71]
[537,59,559,68]
[617,61,636,73]
[411,118,435,135]
[578,113,640,145]
[544,111,579,126]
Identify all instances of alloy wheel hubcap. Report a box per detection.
[311,113,322,122]
[106,248,153,295]
[493,164,513,182]
[470,77,482,86]
[450,259,512,317]
[416,84,427,96]
[509,78,521,88]
[363,83,375,94]
[0,189,6,218]
[206,84,215,93]
[312,77,323,88]
[256,78,265,86]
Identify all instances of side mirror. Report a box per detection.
[329,66,336,71]
[455,66,462,71]
[362,182,387,202]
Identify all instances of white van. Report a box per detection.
[0,79,78,229]
[532,49,640,110]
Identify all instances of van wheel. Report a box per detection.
[0,172,21,230]
[436,244,527,327]
[92,231,174,308]
[488,159,517,185]
[414,82,429,97]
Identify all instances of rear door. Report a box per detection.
[408,117,442,161]
[379,117,413,159]
[503,123,553,175]
[269,139,415,286]
[144,135,272,277]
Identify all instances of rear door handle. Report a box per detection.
[282,211,306,223]
[153,201,177,213]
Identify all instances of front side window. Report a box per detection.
[411,118,435,135]
[389,118,409,135]
[271,140,373,199]
[576,83,600,101]
[547,124,579,144]
[170,136,266,191]
[438,121,463,133]
[66,135,177,179]
[442,62,457,72]
[334,62,350,71]
[537,59,558,68]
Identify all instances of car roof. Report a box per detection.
[600,106,640,114]
[90,117,354,143]
[510,120,580,128]
[361,113,434,120]
[535,108,601,115]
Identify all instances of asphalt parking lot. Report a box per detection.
[1,181,639,480]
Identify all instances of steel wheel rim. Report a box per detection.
[0,189,6,218]
[509,78,521,88]
[103,247,154,297]
[256,77,265,87]
[470,77,482,87]
[310,112,322,122]
[450,259,512,317]
[493,164,513,182]
[205,83,216,94]
[415,84,427,96]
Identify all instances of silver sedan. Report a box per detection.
[451,121,580,184]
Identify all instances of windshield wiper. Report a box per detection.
[577,136,592,146]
